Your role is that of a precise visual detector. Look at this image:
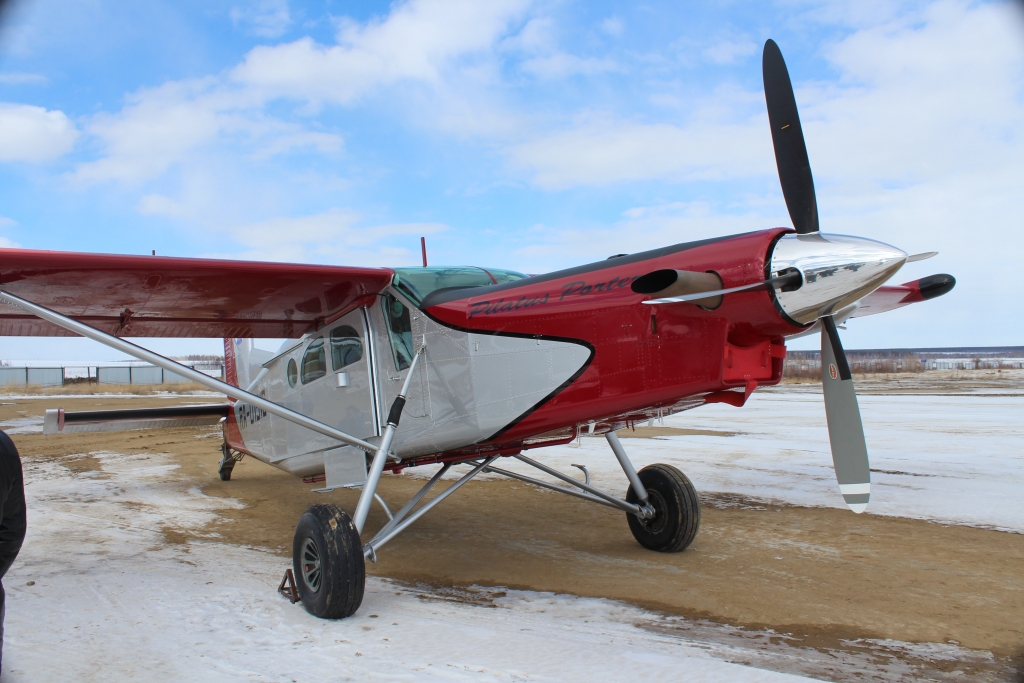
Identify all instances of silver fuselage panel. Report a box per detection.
[233,288,591,477]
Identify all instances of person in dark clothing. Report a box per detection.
[0,431,26,675]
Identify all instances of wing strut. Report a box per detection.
[0,288,377,454]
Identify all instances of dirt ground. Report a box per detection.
[4,393,1023,680]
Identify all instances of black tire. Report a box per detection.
[218,444,235,481]
[626,464,700,552]
[292,504,365,619]
[218,461,233,481]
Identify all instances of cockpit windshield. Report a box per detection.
[392,266,528,307]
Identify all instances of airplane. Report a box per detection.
[0,40,954,620]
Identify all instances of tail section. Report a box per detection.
[223,338,272,390]
[223,338,241,387]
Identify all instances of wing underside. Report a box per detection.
[0,249,394,338]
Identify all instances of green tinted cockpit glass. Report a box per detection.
[391,267,527,307]
[382,294,414,371]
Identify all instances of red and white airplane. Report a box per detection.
[0,41,953,619]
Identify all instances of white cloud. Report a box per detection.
[136,194,186,217]
[71,0,526,186]
[230,0,292,38]
[71,78,343,184]
[505,15,619,80]
[230,208,361,248]
[231,0,530,105]
[222,210,448,264]
[0,103,78,163]
[701,38,757,65]
[505,16,556,54]
[509,0,1024,206]
[507,111,772,189]
[519,53,619,79]
[0,215,20,249]
[0,72,47,85]
[72,79,223,183]
[805,0,1024,183]
[600,17,624,37]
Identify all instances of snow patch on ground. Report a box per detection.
[0,416,42,434]
[5,451,819,682]
[4,390,1018,681]
[419,391,1024,533]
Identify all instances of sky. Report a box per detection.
[0,0,1021,361]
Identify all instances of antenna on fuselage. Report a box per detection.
[420,237,428,267]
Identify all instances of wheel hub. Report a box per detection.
[637,489,669,534]
[300,537,322,593]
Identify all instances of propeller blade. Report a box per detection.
[820,315,871,513]
[763,39,819,234]
[906,251,938,263]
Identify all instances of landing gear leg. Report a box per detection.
[606,431,701,552]
[218,442,243,481]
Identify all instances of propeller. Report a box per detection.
[819,316,871,512]
[763,39,819,235]
[764,40,870,511]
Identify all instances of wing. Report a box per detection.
[851,274,955,318]
[0,249,393,337]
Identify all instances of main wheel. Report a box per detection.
[292,504,365,619]
[625,464,701,552]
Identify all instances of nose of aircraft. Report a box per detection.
[769,233,907,326]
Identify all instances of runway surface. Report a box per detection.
[0,381,1021,681]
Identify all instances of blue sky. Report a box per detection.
[0,0,1022,360]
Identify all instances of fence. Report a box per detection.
[0,362,224,388]
[784,353,1024,379]
[0,367,64,387]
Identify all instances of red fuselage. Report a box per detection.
[423,228,804,448]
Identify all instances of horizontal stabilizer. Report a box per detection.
[44,404,230,435]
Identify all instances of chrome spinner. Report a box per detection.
[769,233,907,325]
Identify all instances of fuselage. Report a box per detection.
[226,227,906,477]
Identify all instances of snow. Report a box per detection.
[3,450,819,682]
[0,416,42,435]
[430,389,1024,533]
[3,388,1021,680]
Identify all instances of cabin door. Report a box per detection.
[281,308,379,457]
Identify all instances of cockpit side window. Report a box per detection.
[330,324,363,371]
[382,294,413,371]
[391,266,527,306]
[300,337,327,384]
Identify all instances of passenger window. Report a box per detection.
[300,337,327,384]
[287,358,298,387]
[382,294,413,371]
[330,325,363,370]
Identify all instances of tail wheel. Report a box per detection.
[625,464,701,552]
[292,503,365,619]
